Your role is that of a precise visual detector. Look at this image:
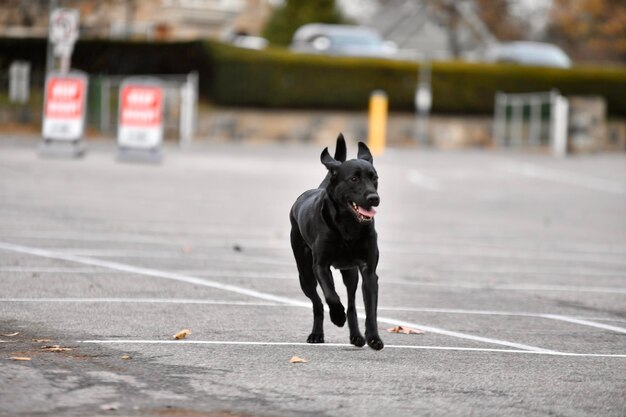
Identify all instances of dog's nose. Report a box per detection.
[367,194,380,207]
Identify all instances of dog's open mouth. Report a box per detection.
[349,201,377,223]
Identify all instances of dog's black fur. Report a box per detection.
[289,133,383,350]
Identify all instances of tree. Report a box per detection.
[262,0,346,46]
[547,0,626,63]
[473,0,523,41]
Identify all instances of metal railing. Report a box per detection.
[493,90,569,157]
[89,72,198,146]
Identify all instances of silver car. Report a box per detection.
[485,41,572,68]
[289,23,398,59]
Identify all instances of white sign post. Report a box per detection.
[117,78,164,163]
[40,71,88,157]
[49,8,79,74]
[40,8,85,157]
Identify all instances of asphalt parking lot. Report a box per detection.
[1,136,625,417]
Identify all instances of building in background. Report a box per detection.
[0,0,272,40]
[0,0,495,59]
[342,0,496,60]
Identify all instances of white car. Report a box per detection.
[485,41,572,68]
[290,23,398,59]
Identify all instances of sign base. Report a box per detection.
[116,147,162,164]
[39,138,85,158]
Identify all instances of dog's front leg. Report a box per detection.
[360,264,384,350]
[341,268,365,347]
[313,263,346,327]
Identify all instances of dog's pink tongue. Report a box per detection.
[357,206,377,218]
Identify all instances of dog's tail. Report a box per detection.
[319,133,347,188]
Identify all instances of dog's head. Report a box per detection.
[320,137,379,224]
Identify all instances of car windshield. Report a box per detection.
[329,34,383,47]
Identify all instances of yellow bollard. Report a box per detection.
[367,90,388,156]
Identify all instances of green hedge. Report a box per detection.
[205,41,626,116]
[2,37,625,115]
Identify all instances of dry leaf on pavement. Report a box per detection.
[121,355,131,360]
[386,326,424,335]
[173,329,192,340]
[289,356,308,363]
[100,402,121,411]
[41,345,72,352]
[10,356,31,361]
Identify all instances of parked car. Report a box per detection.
[290,23,398,59]
[485,41,572,68]
[230,35,268,50]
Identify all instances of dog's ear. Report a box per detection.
[357,141,373,163]
[321,147,341,173]
[334,133,347,162]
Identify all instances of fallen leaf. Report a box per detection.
[121,355,131,360]
[2,332,20,337]
[99,402,120,411]
[289,356,308,363]
[32,338,52,343]
[10,356,31,361]
[41,345,72,352]
[386,326,424,335]
[173,329,191,340]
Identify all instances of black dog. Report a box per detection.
[289,133,383,350]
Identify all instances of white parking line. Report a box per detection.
[3,263,623,295]
[0,297,279,306]
[388,279,626,294]
[36,249,295,267]
[0,267,118,274]
[15,243,625,268]
[77,340,626,358]
[378,306,626,333]
[3,298,625,333]
[541,314,626,334]
[6,231,626,257]
[498,160,625,195]
[0,241,557,353]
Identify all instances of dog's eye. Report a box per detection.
[350,176,359,182]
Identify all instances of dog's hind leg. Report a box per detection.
[290,228,325,343]
[341,268,365,347]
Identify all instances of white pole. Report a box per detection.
[493,92,506,146]
[551,94,569,158]
[45,0,58,75]
[179,73,197,147]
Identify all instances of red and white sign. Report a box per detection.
[42,73,87,140]
[118,82,163,149]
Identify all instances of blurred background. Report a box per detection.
[0,0,625,153]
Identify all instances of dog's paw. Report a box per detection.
[350,334,366,347]
[307,333,324,343]
[367,336,384,351]
[329,305,346,327]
